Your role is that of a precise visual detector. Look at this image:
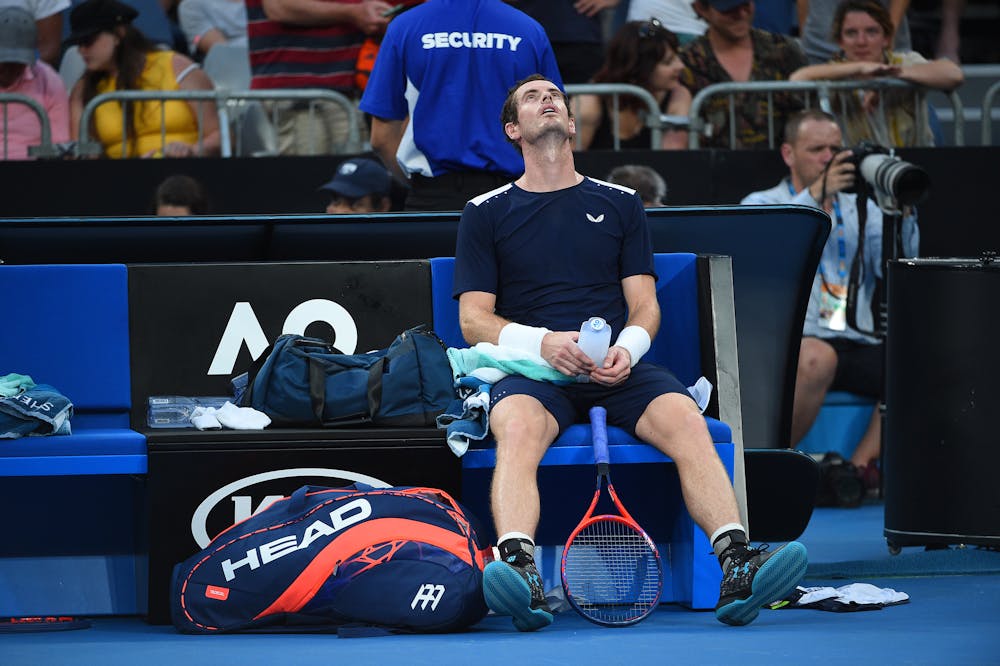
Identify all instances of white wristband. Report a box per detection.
[498,322,551,358]
[614,325,651,368]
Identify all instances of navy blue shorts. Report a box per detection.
[489,362,693,437]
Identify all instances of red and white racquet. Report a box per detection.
[560,406,663,626]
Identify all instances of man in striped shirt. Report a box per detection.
[245,0,392,154]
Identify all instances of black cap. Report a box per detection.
[65,0,138,46]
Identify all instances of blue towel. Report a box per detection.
[436,376,492,456]
[0,383,73,438]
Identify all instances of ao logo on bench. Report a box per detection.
[208,299,358,376]
[190,467,391,548]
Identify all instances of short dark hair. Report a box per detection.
[607,164,668,206]
[783,109,838,145]
[500,74,569,152]
[153,174,208,214]
[831,0,893,43]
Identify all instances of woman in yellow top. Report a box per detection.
[790,0,962,147]
[67,0,220,158]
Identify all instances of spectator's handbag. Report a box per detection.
[240,325,454,427]
[171,484,489,634]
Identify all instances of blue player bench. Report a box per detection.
[430,253,746,609]
[0,264,146,616]
[0,264,146,476]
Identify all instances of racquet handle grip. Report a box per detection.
[590,406,609,465]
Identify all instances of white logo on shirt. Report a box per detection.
[586,213,605,223]
[420,32,523,51]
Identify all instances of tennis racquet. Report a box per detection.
[560,406,663,626]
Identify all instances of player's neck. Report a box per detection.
[518,142,581,192]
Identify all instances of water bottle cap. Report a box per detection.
[588,317,606,331]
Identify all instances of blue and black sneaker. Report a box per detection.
[483,543,553,632]
[715,541,808,626]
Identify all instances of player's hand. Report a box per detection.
[589,346,631,386]
[541,331,596,377]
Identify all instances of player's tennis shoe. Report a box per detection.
[715,541,808,626]
[483,559,553,632]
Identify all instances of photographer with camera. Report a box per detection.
[741,109,919,504]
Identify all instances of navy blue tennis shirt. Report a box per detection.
[453,177,657,338]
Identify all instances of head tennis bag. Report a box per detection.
[241,325,454,427]
[171,485,489,634]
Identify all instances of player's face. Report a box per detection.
[838,10,891,62]
[508,79,575,145]
[784,119,843,187]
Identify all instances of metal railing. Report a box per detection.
[687,79,964,149]
[0,93,60,159]
[565,82,689,150]
[981,80,1000,145]
[79,88,362,158]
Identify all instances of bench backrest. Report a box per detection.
[430,253,702,385]
[0,264,132,427]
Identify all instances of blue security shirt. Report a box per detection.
[359,0,563,178]
[453,177,656,336]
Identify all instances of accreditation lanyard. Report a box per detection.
[789,181,848,284]
[790,181,848,330]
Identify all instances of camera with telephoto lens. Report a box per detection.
[841,141,931,207]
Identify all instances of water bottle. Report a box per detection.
[147,396,231,428]
[578,316,612,367]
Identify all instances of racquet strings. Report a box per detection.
[563,518,661,624]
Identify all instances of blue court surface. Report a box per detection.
[5,502,999,665]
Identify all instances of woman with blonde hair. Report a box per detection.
[68,0,220,158]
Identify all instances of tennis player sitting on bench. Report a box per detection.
[452,74,808,631]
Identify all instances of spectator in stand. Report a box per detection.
[790,0,962,147]
[0,0,69,68]
[359,0,563,211]
[741,109,918,488]
[153,172,208,213]
[574,19,690,150]
[319,156,393,214]
[245,0,392,155]
[0,6,70,159]
[799,0,910,65]
[679,0,808,149]
[508,0,619,84]
[607,163,668,206]
[627,0,707,45]
[177,0,246,57]
[67,0,221,158]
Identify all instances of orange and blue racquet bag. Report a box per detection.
[171,485,489,634]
